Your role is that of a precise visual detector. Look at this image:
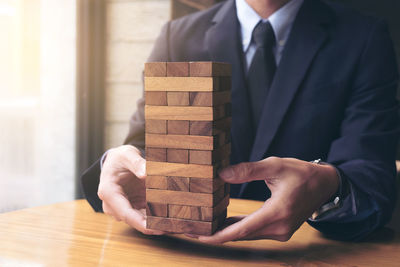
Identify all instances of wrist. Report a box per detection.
[320,164,340,202]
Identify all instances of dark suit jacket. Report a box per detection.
[81,0,399,240]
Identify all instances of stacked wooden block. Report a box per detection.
[144,61,232,235]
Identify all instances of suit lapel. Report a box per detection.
[205,0,255,163]
[250,0,333,161]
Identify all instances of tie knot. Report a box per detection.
[252,21,275,48]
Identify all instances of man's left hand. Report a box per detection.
[195,157,339,244]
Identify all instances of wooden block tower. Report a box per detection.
[144,61,232,235]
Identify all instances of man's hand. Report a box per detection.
[97,145,164,235]
[196,157,339,244]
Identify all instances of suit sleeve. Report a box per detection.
[80,22,171,212]
[308,20,400,240]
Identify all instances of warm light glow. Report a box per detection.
[0,4,16,17]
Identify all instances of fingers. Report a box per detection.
[198,200,279,244]
[218,157,281,183]
[99,185,163,235]
[106,189,163,235]
[119,146,146,179]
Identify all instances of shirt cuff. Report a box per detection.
[309,162,353,221]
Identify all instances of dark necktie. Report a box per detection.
[247,21,277,130]
[239,21,276,201]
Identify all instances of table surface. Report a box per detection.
[0,199,399,267]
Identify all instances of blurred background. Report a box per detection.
[0,0,399,219]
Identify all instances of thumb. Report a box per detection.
[122,146,146,179]
[218,157,278,183]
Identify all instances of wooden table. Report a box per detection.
[0,199,399,267]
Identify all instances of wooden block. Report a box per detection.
[166,176,189,191]
[188,143,233,166]
[144,62,166,77]
[145,176,167,190]
[145,120,167,134]
[146,202,168,217]
[219,76,232,91]
[145,134,216,150]
[213,184,226,204]
[146,161,215,178]
[189,62,232,77]
[210,195,230,219]
[190,177,225,193]
[145,148,166,162]
[215,143,231,162]
[225,103,232,117]
[218,132,226,147]
[189,92,212,106]
[199,194,230,221]
[214,105,226,120]
[225,183,230,195]
[146,189,215,207]
[145,92,167,106]
[213,117,232,134]
[167,148,188,164]
[167,92,189,106]
[167,200,228,222]
[189,150,211,165]
[144,77,218,92]
[189,91,231,107]
[168,205,202,221]
[167,120,189,135]
[214,159,231,177]
[145,106,223,121]
[189,121,212,136]
[147,216,221,236]
[167,62,189,77]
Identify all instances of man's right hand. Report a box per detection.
[97,145,164,235]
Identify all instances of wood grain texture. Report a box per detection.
[211,195,230,221]
[145,105,223,121]
[145,120,167,134]
[146,161,215,178]
[189,178,225,193]
[1,199,399,266]
[167,62,189,77]
[167,92,189,106]
[144,62,167,77]
[144,77,218,92]
[145,134,215,150]
[145,92,167,106]
[189,150,212,165]
[189,91,231,107]
[145,176,167,190]
[189,62,232,77]
[146,214,224,236]
[146,189,215,207]
[166,176,190,191]
[167,149,189,164]
[189,121,212,136]
[168,205,202,221]
[146,202,168,217]
[169,194,230,222]
[167,120,189,135]
[146,148,167,162]
[213,185,227,205]
[189,143,231,165]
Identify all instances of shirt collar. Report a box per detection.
[236,0,304,51]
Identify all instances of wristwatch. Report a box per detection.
[310,159,349,220]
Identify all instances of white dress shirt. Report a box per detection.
[235,0,304,71]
